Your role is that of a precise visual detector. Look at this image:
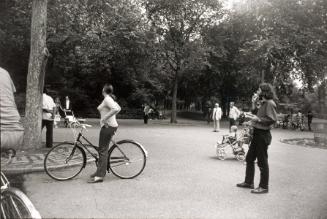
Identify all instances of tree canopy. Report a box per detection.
[1,0,326,119]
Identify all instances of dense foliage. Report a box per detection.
[1,0,326,119]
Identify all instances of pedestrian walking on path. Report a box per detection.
[88,84,121,183]
[143,103,151,124]
[42,87,56,148]
[212,103,222,132]
[237,83,277,194]
[229,101,240,132]
[307,110,313,131]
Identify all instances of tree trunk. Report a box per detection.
[170,71,178,123]
[318,81,326,115]
[23,0,48,149]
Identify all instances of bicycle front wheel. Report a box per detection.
[1,187,41,219]
[109,141,146,179]
[44,143,86,181]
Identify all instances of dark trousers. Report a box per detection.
[95,126,117,177]
[308,118,312,131]
[42,120,53,148]
[229,118,236,131]
[144,113,149,124]
[245,128,272,189]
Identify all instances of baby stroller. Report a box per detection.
[291,113,305,131]
[63,109,79,128]
[215,125,252,161]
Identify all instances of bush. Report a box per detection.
[117,108,144,119]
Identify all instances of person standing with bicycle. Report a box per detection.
[237,83,277,194]
[88,84,121,183]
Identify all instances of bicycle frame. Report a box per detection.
[69,127,143,171]
[73,131,99,161]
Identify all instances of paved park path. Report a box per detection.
[15,119,327,218]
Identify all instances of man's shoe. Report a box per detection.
[236,182,254,189]
[87,177,103,183]
[251,187,268,194]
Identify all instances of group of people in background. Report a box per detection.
[207,101,241,133]
[143,103,164,124]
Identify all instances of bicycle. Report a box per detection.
[1,149,42,219]
[44,122,148,181]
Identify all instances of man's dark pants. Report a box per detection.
[144,113,149,124]
[229,118,236,131]
[42,119,54,148]
[245,128,272,189]
[308,118,312,131]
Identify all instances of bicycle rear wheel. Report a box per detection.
[1,187,41,219]
[44,142,86,181]
[109,141,146,179]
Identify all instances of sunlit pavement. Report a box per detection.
[17,119,327,218]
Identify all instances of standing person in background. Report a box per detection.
[42,87,56,148]
[207,107,212,124]
[212,103,222,132]
[88,84,121,183]
[143,103,151,124]
[237,83,277,194]
[65,96,71,111]
[63,96,73,127]
[251,89,261,115]
[54,97,62,128]
[229,102,240,132]
[307,110,313,131]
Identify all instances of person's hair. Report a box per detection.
[103,83,116,100]
[259,83,277,100]
[103,84,114,94]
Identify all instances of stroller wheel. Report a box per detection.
[68,121,78,129]
[216,148,225,160]
[236,153,245,161]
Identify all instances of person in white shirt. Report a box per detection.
[88,84,121,183]
[42,87,56,148]
[229,101,240,132]
[212,103,222,132]
[65,96,71,110]
[143,103,151,124]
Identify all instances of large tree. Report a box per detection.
[144,0,223,123]
[23,0,48,149]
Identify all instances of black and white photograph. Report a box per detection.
[1,0,327,218]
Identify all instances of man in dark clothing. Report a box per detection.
[307,110,313,131]
[237,83,277,194]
